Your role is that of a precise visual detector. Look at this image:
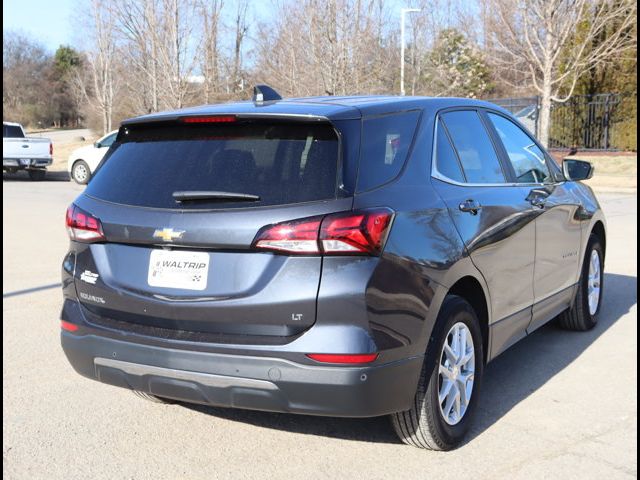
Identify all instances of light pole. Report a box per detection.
[400,8,420,96]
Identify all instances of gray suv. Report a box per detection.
[61,91,606,450]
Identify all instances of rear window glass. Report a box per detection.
[3,124,24,138]
[86,121,340,209]
[357,111,420,192]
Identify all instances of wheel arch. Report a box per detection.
[447,276,489,364]
[591,220,606,259]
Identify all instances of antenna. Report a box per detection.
[252,85,282,104]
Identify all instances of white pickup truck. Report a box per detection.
[3,122,53,180]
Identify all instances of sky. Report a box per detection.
[3,0,78,52]
[3,0,425,55]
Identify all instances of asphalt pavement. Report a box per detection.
[2,179,637,479]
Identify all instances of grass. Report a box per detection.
[569,154,637,191]
[50,136,99,171]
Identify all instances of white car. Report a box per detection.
[67,130,118,184]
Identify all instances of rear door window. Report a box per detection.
[435,120,465,183]
[357,111,420,192]
[441,110,506,184]
[86,121,340,209]
[488,113,552,184]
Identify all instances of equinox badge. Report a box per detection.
[153,228,185,242]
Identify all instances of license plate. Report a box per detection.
[148,250,210,290]
[3,159,19,167]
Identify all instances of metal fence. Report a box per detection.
[487,96,540,137]
[487,93,637,151]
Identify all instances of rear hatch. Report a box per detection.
[71,116,357,339]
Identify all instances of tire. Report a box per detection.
[28,168,46,181]
[71,160,91,184]
[559,234,604,331]
[391,295,484,450]
[132,390,175,404]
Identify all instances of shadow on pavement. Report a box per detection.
[3,170,70,182]
[3,283,61,299]
[181,272,636,445]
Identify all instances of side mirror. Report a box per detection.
[563,159,594,181]
[94,142,101,148]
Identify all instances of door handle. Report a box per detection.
[459,199,482,215]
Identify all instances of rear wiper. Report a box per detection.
[172,191,261,202]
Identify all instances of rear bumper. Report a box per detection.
[3,157,52,168]
[61,330,423,417]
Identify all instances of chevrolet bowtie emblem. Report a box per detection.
[152,228,185,242]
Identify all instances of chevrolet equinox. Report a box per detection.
[61,89,606,450]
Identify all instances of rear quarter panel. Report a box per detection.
[348,108,489,362]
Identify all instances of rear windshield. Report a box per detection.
[85,121,340,209]
[3,124,24,138]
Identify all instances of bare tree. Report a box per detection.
[112,0,161,113]
[76,0,120,134]
[231,0,249,93]
[198,0,224,103]
[110,0,198,112]
[254,0,394,96]
[487,0,637,146]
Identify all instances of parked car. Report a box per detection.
[60,89,606,450]
[3,122,53,180]
[67,130,118,184]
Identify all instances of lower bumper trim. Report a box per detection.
[94,357,278,391]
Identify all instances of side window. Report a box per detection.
[435,120,465,183]
[441,110,506,184]
[102,133,117,148]
[357,110,420,192]
[488,113,552,184]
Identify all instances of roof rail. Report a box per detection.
[252,85,282,104]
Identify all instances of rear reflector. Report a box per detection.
[252,208,394,256]
[306,353,379,364]
[66,204,105,242]
[60,320,79,332]
[181,115,236,123]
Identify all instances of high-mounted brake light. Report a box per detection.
[306,353,379,364]
[252,208,394,256]
[181,115,236,123]
[66,204,105,242]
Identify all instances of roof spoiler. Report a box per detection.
[252,85,282,104]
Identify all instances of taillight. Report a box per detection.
[49,142,53,156]
[252,208,394,256]
[253,217,323,254]
[306,353,379,364]
[66,204,105,242]
[320,209,393,255]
